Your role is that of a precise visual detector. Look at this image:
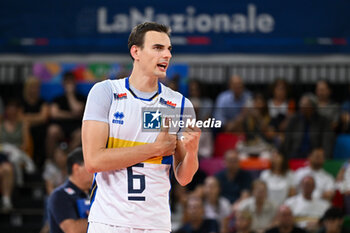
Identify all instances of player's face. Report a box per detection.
[138,31,172,78]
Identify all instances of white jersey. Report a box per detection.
[83,78,193,231]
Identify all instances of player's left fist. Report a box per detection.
[181,126,201,154]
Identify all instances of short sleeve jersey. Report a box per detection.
[48,180,89,233]
[83,78,195,231]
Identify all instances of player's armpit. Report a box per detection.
[60,218,88,233]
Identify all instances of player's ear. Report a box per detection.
[130,45,140,61]
[72,163,81,175]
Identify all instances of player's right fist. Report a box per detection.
[154,118,177,156]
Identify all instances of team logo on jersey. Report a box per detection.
[143,109,161,129]
[114,92,127,100]
[112,111,124,125]
[160,97,176,108]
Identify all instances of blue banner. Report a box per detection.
[1,0,350,54]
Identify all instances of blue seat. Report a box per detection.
[333,134,350,159]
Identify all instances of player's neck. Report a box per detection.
[129,71,158,92]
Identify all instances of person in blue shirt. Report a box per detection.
[48,147,93,233]
[213,75,252,132]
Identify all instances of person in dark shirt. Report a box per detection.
[22,76,49,169]
[46,72,86,157]
[176,194,219,233]
[48,147,93,233]
[317,207,348,233]
[265,205,306,233]
[215,150,252,204]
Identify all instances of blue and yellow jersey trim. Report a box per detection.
[107,137,172,165]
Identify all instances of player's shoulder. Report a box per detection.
[160,83,193,108]
[90,78,127,95]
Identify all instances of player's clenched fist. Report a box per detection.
[154,118,177,156]
[181,126,201,155]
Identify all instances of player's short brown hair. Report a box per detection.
[128,22,171,55]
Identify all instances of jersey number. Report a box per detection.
[127,163,145,201]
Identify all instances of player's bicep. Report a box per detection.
[82,120,109,173]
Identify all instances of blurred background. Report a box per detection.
[1,0,350,233]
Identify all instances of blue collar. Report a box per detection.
[125,77,162,101]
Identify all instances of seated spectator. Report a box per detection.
[335,160,350,214]
[192,98,213,159]
[176,194,219,233]
[239,92,277,154]
[337,85,350,133]
[234,209,256,233]
[203,176,231,228]
[238,180,276,233]
[317,207,347,233]
[188,79,213,121]
[22,76,49,169]
[260,150,296,207]
[294,148,335,202]
[315,80,339,129]
[214,75,252,132]
[268,79,295,132]
[0,151,14,211]
[47,148,92,233]
[41,143,69,233]
[265,205,306,233]
[215,150,253,204]
[283,94,334,158]
[0,99,35,186]
[285,176,329,231]
[46,72,85,158]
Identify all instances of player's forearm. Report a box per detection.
[175,152,198,186]
[61,219,88,233]
[83,143,163,173]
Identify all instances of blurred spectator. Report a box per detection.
[240,92,276,154]
[203,176,231,228]
[238,180,276,233]
[0,99,35,186]
[188,79,213,121]
[285,176,329,231]
[294,148,335,202]
[41,143,69,233]
[192,98,214,158]
[268,79,295,132]
[215,150,252,204]
[317,207,347,233]
[260,150,296,207]
[315,80,339,129]
[43,143,68,195]
[0,151,14,211]
[171,182,188,232]
[234,209,256,233]
[47,148,92,233]
[335,160,350,214]
[214,75,252,132]
[22,76,49,169]
[176,194,219,233]
[336,85,350,133]
[283,94,334,158]
[265,205,306,233]
[46,72,85,157]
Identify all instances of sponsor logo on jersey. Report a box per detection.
[64,187,76,195]
[160,97,176,108]
[114,92,127,100]
[143,109,161,129]
[112,111,124,125]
